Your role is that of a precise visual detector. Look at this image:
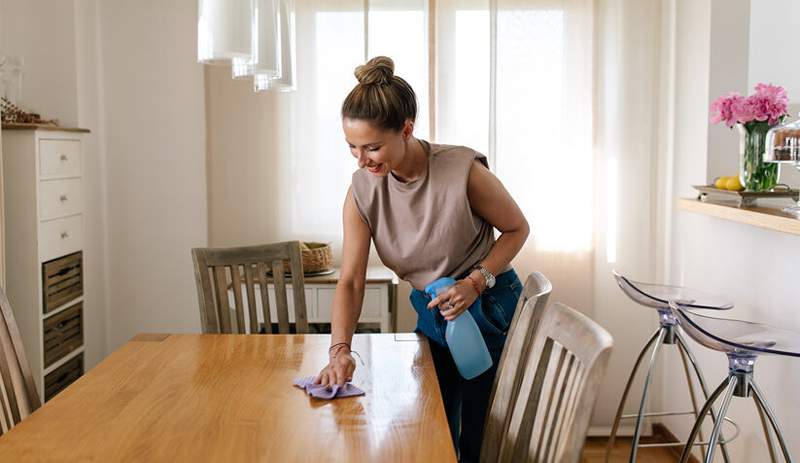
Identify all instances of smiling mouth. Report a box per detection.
[367,164,383,173]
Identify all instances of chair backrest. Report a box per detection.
[0,287,41,435]
[482,271,552,461]
[491,302,613,463]
[191,241,308,334]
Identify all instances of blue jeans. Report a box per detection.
[410,269,523,462]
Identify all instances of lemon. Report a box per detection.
[714,176,728,189]
[726,176,744,191]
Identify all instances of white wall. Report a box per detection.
[97,0,207,350]
[749,0,800,104]
[662,0,800,459]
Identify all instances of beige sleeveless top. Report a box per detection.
[351,140,497,290]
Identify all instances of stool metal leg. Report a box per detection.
[680,376,737,463]
[703,377,737,463]
[605,327,662,462]
[754,393,779,463]
[751,380,794,463]
[675,333,732,463]
[677,340,707,462]
[629,328,668,462]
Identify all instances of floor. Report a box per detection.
[581,437,682,463]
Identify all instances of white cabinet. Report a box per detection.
[2,126,91,401]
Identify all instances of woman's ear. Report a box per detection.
[403,119,414,140]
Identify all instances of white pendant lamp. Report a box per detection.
[232,0,281,80]
[257,0,295,92]
[197,0,253,64]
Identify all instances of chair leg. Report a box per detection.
[754,393,779,463]
[605,327,663,462]
[676,333,732,463]
[680,376,736,463]
[751,380,795,463]
[629,328,668,463]
[703,377,737,463]
[677,340,707,462]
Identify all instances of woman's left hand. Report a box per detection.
[427,279,480,321]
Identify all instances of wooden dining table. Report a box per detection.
[0,333,457,462]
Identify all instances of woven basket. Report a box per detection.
[300,242,333,273]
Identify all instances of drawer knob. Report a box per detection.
[60,154,69,162]
[60,231,69,239]
[59,194,69,202]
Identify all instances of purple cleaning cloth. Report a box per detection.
[293,376,365,400]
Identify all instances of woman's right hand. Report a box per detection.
[314,351,356,388]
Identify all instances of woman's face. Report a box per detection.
[343,118,410,177]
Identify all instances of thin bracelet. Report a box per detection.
[329,342,350,356]
[465,274,483,295]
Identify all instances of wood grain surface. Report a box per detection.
[0,333,456,462]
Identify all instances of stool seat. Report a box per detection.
[676,308,800,358]
[614,270,734,312]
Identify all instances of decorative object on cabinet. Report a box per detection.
[299,241,333,274]
[1,124,90,402]
[1,97,59,126]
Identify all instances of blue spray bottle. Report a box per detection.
[425,277,493,380]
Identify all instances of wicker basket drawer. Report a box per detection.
[44,353,83,401]
[42,251,83,314]
[43,302,83,368]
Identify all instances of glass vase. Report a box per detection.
[738,121,779,191]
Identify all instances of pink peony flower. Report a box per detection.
[710,93,744,128]
[710,83,789,127]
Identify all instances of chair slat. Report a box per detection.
[257,262,273,331]
[213,266,232,334]
[243,265,259,334]
[230,264,246,334]
[271,260,291,334]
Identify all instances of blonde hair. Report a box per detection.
[341,56,417,132]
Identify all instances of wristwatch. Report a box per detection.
[473,264,496,289]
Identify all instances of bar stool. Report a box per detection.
[606,272,736,462]
[671,301,798,463]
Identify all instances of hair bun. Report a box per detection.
[354,56,395,86]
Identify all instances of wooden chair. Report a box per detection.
[482,271,553,461]
[0,287,41,435]
[486,302,614,463]
[191,241,309,334]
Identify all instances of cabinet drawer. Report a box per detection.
[44,353,83,401]
[39,178,83,220]
[39,139,81,179]
[42,251,83,314]
[43,302,83,368]
[39,215,83,263]
[316,287,382,322]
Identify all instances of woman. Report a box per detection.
[315,56,529,462]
